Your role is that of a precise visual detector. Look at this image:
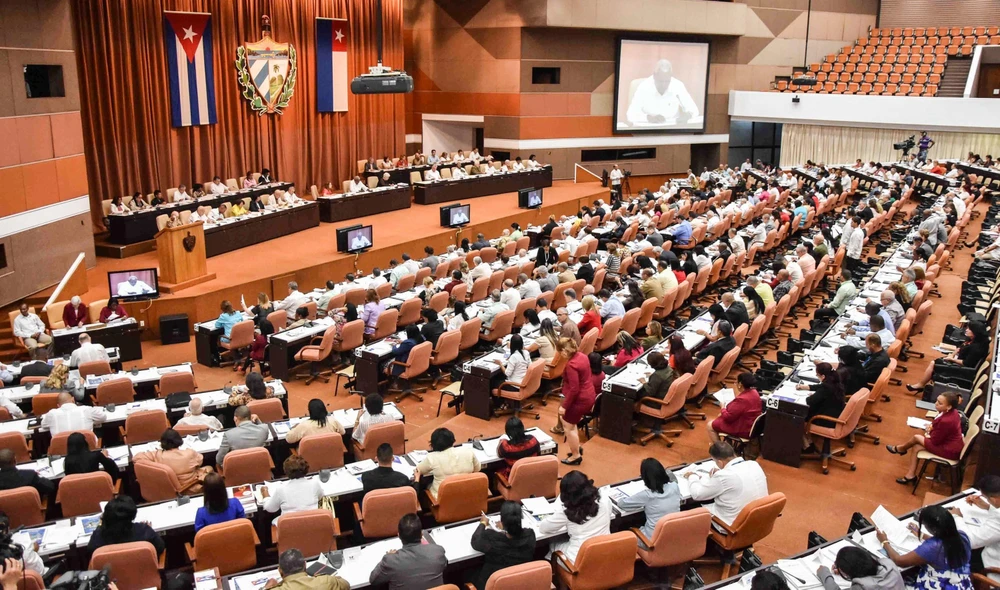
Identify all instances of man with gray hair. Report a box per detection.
[500,279,520,310]
[468,256,491,284]
[177,397,224,431]
[556,262,575,284]
[556,307,581,345]
[480,290,508,330]
[902,268,919,298]
[626,58,700,125]
[564,288,578,306]
[264,548,349,590]
[517,273,541,299]
[536,266,557,293]
[275,281,307,324]
[69,333,109,368]
[795,244,816,277]
[879,289,905,329]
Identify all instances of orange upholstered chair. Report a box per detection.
[221,447,274,486]
[120,410,170,445]
[803,388,871,474]
[493,359,546,420]
[354,486,420,540]
[220,321,255,366]
[478,561,552,590]
[94,377,136,406]
[634,507,713,570]
[134,460,185,502]
[295,433,347,471]
[275,509,340,555]
[430,330,461,386]
[0,488,45,528]
[553,531,638,589]
[90,541,163,590]
[16,569,44,590]
[0,433,31,464]
[174,423,210,437]
[266,310,287,331]
[388,341,433,403]
[157,371,197,397]
[428,472,489,524]
[57,472,117,517]
[480,310,514,346]
[459,318,483,352]
[293,325,339,385]
[634,373,693,447]
[247,398,286,423]
[78,360,113,379]
[31,394,60,418]
[185,519,260,575]
[707,492,787,578]
[352,421,405,461]
[370,309,399,341]
[594,316,623,352]
[496,455,559,501]
[331,319,365,358]
[48,430,99,455]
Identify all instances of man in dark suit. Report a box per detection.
[535,237,558,267]
[0,449,54,497]
[378,172,393,187]
[370,514,447,589]
[721,293,750,329]
[696,321,736,368]
[575,255,595,284]
[541,216,559,238]
[471,233,491,251]
[249,194,265,212]
[361,443,411,497]
[15,356,52,384]
[858,333,890,385]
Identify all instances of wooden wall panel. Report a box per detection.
[0,212,95,308]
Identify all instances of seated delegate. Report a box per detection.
[686,441,768,525]
[416,427,481,498]
[468,501,537,590]
[195,472,246,532]
[617,458,681,540]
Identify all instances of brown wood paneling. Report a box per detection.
[520,28,616,61]
[977,65,1000,99]
[0,118,18,168]
[14,115,54,164]
[21,160,60,210]
[55,154,89,201]
[0,167,26,218]
[879,0,1000,28]
[50,111,84,158]
[0,0,74,51]
[518,116,614,139]
[0,51,14,118]
[0,212,94,308]
[410,91,520,117]
[5,48,80,116]
[519,60,615,93]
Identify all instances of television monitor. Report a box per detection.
[518,187,543,209]
[345,225,373,253]
[108,268,159,301]
[440,203,470,227]
[613,37,709,134]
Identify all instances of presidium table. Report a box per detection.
[317,185,411,223]
[412,166,553,205]
[106,182,293,244]
[201,201,319,257]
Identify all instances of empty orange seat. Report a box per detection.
[947,46,959,56]
[961,26,973,36]
[864,72,876,83]
[924,84,938,96]
[906,64,918,73]
[821,62,832,72]
[903,27,914,37]
[950,27,962,37]
[918,65,930,74]
[872,54,884,64]
[827,72,839,82]
[859,82,872,94]
[911,84,924,95]
[974,26,986,36]
[991,36,1000,44]
[914,27,925,36]
[847,82,860,93]
[891,27,902,36]
[872,82,885,94]
[915,73,927,84]
[870,27,881,37]
[886,45,898,54]
[914,36,926,46]
[809,63,820,72]
[898,83,911,95]
[851,72,863,82]
[832,62,844,72]
[929,73,941,84]
[844,63,857,73]
[902,73,914,84]
[876,72,888,83]
[860,54,872,64]
[927,36,939,45]
[823,81,835,93]
[856,63,868,73]
[935,54,946,64]
[925,27,938,36]
[987,26,999,36]
[835,82,847,93]
[885,83,898,94]
[848,54,860,63]
[775,80,788,91]
[836,53,848,63]
[977,35,988,45]
[889,72,901,84]
[961,46,972,56]
[816,71,827,81]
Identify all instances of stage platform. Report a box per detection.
[75,180,609,338]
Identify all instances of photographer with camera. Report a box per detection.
[0,511,42,574]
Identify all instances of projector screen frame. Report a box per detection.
[612,33,712,136]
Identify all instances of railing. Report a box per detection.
[574,163,602,184]
[42,252,88,312]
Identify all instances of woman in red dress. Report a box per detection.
[707,372,762,443]
[886,391,964,485]
[559,338,596,465]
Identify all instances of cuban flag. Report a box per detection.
[316,18,349,113]
[163,11,217,127]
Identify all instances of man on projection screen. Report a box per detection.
[626,59,700,126]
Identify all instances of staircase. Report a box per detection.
[938,58,972,97]
[1,294,51,361]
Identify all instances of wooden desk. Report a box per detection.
[363,161,461,185]
[203,202,319,257]
[760,398,807,468]
[413,167,553,205]
[52,320,142,362]
[106,183,293,244]
[318,186,411,223]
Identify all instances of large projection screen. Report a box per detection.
[613,38,709,134]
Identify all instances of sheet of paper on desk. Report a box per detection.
[521,496,556,515]
[478,438,501,458]
[871,505,919,552]
[525,428,553,445]
[613,479,647,500]
[41,521,81,548]
[408,450,428,464]
[431,522,478,561]
[233,570,275,590]
[339,538,403,586]
[907,417,932,430]
[332,408,359,426]
[346,459,377,475]
[194,569,219,590]
[107,446,130,461]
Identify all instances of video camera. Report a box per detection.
[49,566,111,590]
[893,135,916,156]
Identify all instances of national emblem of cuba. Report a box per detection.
[235,15,297,115]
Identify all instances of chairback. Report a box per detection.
[503,455,559,501]
[638,507,713,567]
[359,486,420,539]
[483,561,552,590]
[298,432,347,471]
[90,541,162,590]
[134,459,183,502]
[275,509,338,556]
[432,472,489,524]
[221,447,275,486]
[355,421,405,460]
[715,492,786,550]
[191,519,259,575]
[123,410,170,445]
[559,531,637,589]
[57,472,115,517]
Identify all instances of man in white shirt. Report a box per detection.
[116,275,155,297]
[785,258,803,283]
[512,157,525,171]
[527,155,540,169]
[609,165,623,192]
[451,165,467,180]
[500,279,521,311]
[687,442,768,525]
[740,159,752,172]
[349,175,369,193]
[209,176,228,195]
[401,253,420,275]
[952,475,1000,582]
[69,333,109,368]
[274,281,308,325]
[454,150,467,163]
[173,184,193,202]
[626,59,700,126]
[727,228,746,257]
[952,192,967,218]
[469,148,482,164]
[40,393,107,435]
[13,304,51,357]
[517,273,541,299]
[424,164,441,181]
[468,257,492,287]
[351,230,372,251]
[176,397,224,431]
[388,259,411,289]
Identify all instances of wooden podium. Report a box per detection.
[155,222,216,294]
